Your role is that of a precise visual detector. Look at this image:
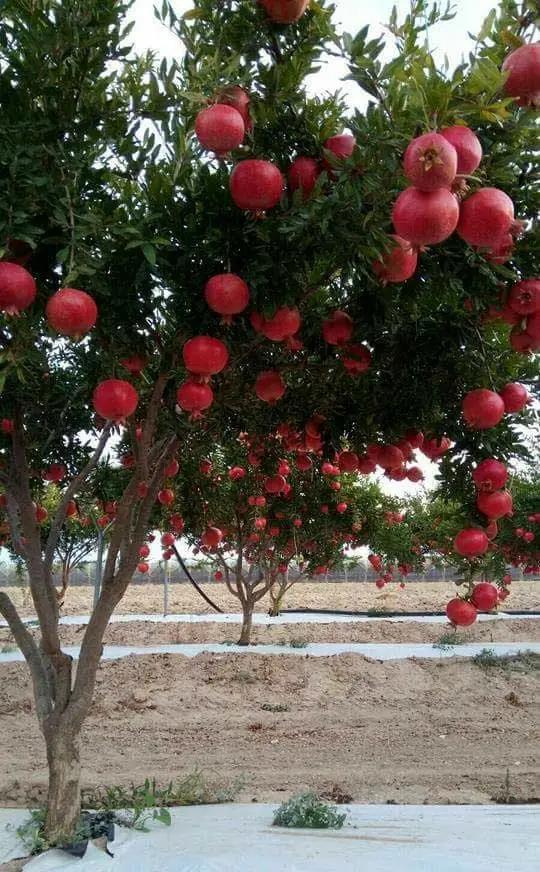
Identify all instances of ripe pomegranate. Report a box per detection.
[457,188,516,248]
[323,134,356,166]
[472,459,508,493]
[368,554,382,571]
[471,582,499,612]
[1,419,14,434]
[258,306,301,341]
[139,544,150,558]
[338,451,359,473]
[407,466,424,483]
[377,445,405,471]
[255,370,286,403]
[446,598,477,627]
[0,262,37,315]
[158,489,174,506]
[440,125,483,175]
[259,0,309,23]
[183,336,229,378]
[507,280,540,316]
[137,562,150,574]
[405,429,424,449]
[229,466,246,481]
[462,389,505,429]
[230,160,284,212]
[336,502,348,514]
[454,528,489,557]
[477,489,513,520]
[296,453,312,472]
[214,570,223,582]
[375,578,386,589]
[204,273,249,322]
[170,513,185,533]
[288,157,320,198]
[161,532,175,548]
[121,355,146,377]
[35,505,48,524]
[392,187,459,246]
[341,344,372,375]
[201,526,223,549]
[322,310,353,345]
[498,382,529,413]
[194,104,245,156]
[93,379,138,422]
[509,326,538,354]
[403,132,457,191]
[358,456,376,475]
[502,43,540,107]
[217,85,252,132]
[177,381,214,417]
[43,464,66,483]
[372,235,418,284]
[45,288,98,337]
[164,459,180,477]
[66,500,77,519]
[265,474,286,494]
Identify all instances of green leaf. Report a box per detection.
[142,244,157,266]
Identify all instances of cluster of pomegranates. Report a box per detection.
[461,381,529,430]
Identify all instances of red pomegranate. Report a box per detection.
[296,453,312,472]
[138,562,150,574]
[1,419,14,434]
[472,459,508,493]
[403,132,457,191]
[229,466,246,481]
[230,160,284,212]
[93,379,138,422]
[0,262,37,315]
[183,336,229,378]
[526,310,540,340]
[507,279,540,316]
[35,505,48,524]
[502,43,540,107]
[462,389,505,429]
[477,489,513,520]
[201,526,223,549]
[255,370,286,403]
[509,326,539,354]
[341,344,372,376]
[407,466,424,483]
[120,355,146,377]
[440,125,483,175]
[323,133,356,166]
[288,157,320,198]
[164,458,180,477]
[446,598,478,627]
[161,532,175,548]
[66,500,78,519]
[471,582,499,612]
[454,528,489,557]
[392,187,459,246]
[158,488,174,506]
[194,104,245,156]
[498,382,529,413]
[45,288,97,337]
[139,544,150,558]
[259,0,309,23]
[338,451,359,473]
[336,502,348,514]
[322,310,353,345]
[405,429,424,449]
[217,85,252,132]
[265,474,286,494]
[377,445,405,471]
[170,513,185,533]
[258,306,301,341]
[176,381,214,417]
[43,464,66,483]
[204,273,249,322]
[457,188,516,248]
[372,235,418,284]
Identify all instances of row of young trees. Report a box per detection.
[0,0,537,843]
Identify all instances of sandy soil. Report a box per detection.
[3,580,539,617]
[1,617,538,649]
[0,652,538,808]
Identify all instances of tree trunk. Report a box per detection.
[238,602,254,645]
[43,724,81,844]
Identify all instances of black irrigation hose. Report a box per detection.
[172,545,223,614]
[281,608,540,618]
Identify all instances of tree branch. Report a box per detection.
[0,591,53,723]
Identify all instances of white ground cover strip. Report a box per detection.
[1,611,538,628]
[0,641,539,664]
[1,804,539,871]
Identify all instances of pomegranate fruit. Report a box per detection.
[230,159,284,212]
[446,598,478,626]
[472,459,508,493]
[183,336,229,378]
[204,273,249,321]
[323,133,356,166]
[137,562,149,574]
[403,132,457,191]
[507,279,540,316]
[454,528,489,557]
[471,582,499,612]
[392,187,459,246]
[338,451,359,473]
[407,466,424,482]
[45,287,97,337]
[35,505,48,524]
[509,326,539,354]
[457,188,516,248]
[477,489,513,520]
[161,532,175,548]
[195,104,245,156]
[120,355,146,377]
[440,125,483,175]
[43,464,66,483]
[255,370,286,403]
[341,343,372,375]
[502,42,540,107]
[259,0,309,24]
[322,310,353,345]
[0,262,37,315]
[265,474,287,494]
[288,157,320,198]
[139,544,150,558]
[176,381,214,417]
[258,306,301,341]
[377,445,405,471]
[217,85,252,132]
[164,458,180,477]
[372,235,418,284]
[336,502,348,514]
[229,466,246,481]
[462,389,505,429]
[93,379,138,422]
[158,489,174,506]
[422,436,452,460]
[498,382,529,413]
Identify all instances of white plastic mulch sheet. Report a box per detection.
[0,641,539,664]
[0,804,538,871]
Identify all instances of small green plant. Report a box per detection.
[16,809,50,855]
[0,643,18,653]
[433,632,465,651]
[278,637,308,649]
[273,792,347,829]
[262,703,289,713]
[367,608,388,617]
[472,649,540,673]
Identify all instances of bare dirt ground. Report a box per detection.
[0,652,538,808]
[1,617,538,648]
[3,579,539,617]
